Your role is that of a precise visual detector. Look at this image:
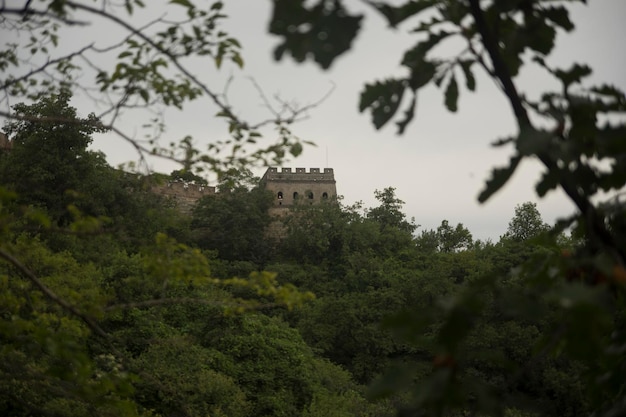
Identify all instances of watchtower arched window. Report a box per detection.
[322,192,329,199]
[277,191,283,199]
[293,192,299,200]
[307,191,314,200]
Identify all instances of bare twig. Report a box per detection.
[0,5,89,25]
[247,78,336,128]
[0,110,176,168]
[248,77,279,117]
[0,44,95,91]
[1,1,330,177]
[64,1,238,122]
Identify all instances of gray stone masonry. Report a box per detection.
[260,167,337,209]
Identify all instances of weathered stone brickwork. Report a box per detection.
[260,167,337,210]
[260,167,337,239]
[151,180,215,214]
[0,132,11,152]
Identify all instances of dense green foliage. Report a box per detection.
[0,95,325,417]
[190,174,274,265]
[1,1,625,416]
[268,1,626,415]
[1,91,624,416]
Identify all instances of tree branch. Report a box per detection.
[467,0,529,128]
[0,44,95,92]
[0,110,180,168]
[467,0,623,262]
[64,1,239,123]
[0,5,89,25]
[0,247,109,339]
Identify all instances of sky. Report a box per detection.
[3,1,626,241]
[218,0,626,241]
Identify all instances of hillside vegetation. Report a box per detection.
[1,92,622,417]
[2,1,625,415]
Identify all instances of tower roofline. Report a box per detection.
[261,167,335,184]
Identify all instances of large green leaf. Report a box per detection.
[270,0,363,69]
[478,155,522,203]
[554,63,592,88]
[459,60,476,91]
[444,73,458,112]
[535,169,561,197]
[543,6,575,31]
[395,93,417,135]
[366,0,438,28]
[525,17,556,55]
[516,127,553,156]
[407,60,437,90]
[169,0,194,7]
[359,79,406,129]
[401,30,451,67]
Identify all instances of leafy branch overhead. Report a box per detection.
[269,1,626,415]
[1,1,625,416]
[270,0,584,130]
[269,0,626,251]
[0,0,329,175]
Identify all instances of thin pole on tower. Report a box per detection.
[325,146,329,168]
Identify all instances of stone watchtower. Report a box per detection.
[260,167,337,216]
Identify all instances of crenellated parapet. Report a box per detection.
[153,180,215,198]
[261,167,335,183]
[261,167,338,239]
[261,167,337,209]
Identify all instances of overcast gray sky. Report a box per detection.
[4,1,626,241]
[157,0,625,240]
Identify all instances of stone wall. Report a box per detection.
[260,167,337,212]
[0,132,11,152]
[151,180,215,214]
[260,167,337,239]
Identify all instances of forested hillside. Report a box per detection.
[0,91,618,416]
[2,1,625,416]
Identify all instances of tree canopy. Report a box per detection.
[1,89,108,223]
[268,0,626,415]
[1,1,626,416]
[503,201,550,241]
